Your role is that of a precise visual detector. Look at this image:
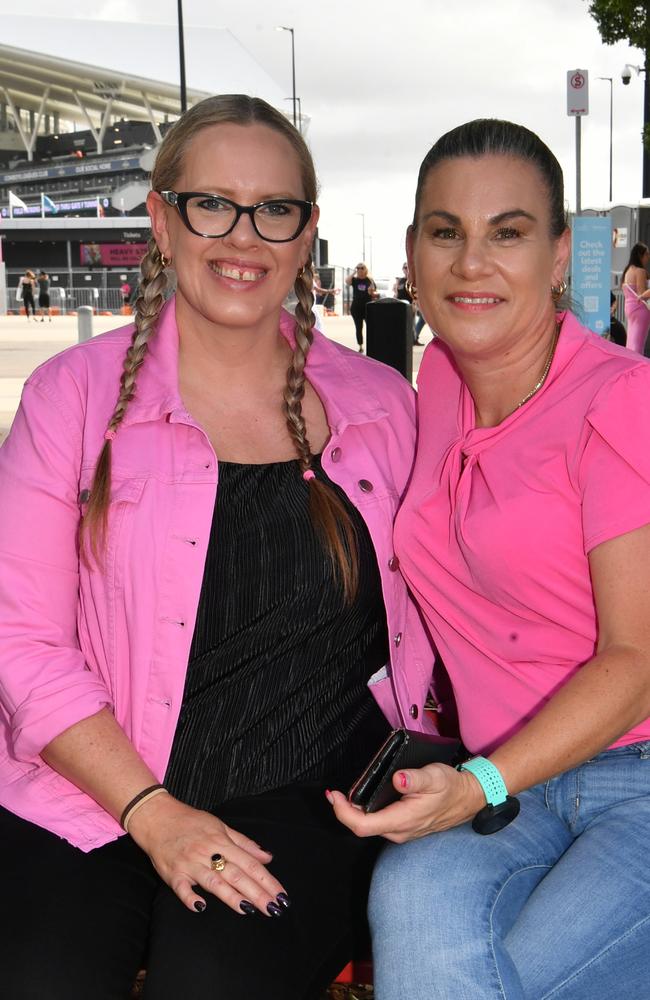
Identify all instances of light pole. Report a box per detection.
[276,26,297,127]
[597,77,613,202]
[177,0,187,113]
[356,212,366,263]
[622,63,650,198]
[283,96,302,132]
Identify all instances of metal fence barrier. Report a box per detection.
[5,285,130,314]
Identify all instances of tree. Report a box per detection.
[587,1,650,195]
[587,1,649,49]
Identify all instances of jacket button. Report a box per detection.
[359,479,374,493]
[78,488,91,504]
[388,555,399,571]
[331,447,341,462]
[393,632,402,646]
[409,704,419,719]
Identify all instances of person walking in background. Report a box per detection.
[621,242,650,353]
[37,269,52,322]
[346,262,376,351]
[17,269,36,320]
[394,262,423,345]
[311,265,339,321]
[608,290,626,347]
[0,93,433,1000]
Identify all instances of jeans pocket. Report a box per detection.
[589,740,650,763]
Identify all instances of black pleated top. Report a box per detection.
[164,455,390,810]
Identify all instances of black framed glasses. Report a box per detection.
[159,191,313,243]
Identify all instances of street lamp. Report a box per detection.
[276,26,297,128]
[356,212,366,263]
[621,62,650,198]
[597,76,613,201]
[177,0,187,113]
[283,96,302,133]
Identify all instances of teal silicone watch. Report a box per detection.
[458,757,520,835]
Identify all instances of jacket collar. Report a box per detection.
[122,298,389,431]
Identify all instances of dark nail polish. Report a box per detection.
[239,900,257,916]
[267,901,283,917]
[276,892,291,909]
[194,900,206,913]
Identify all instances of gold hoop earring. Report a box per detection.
[296,265,306,280]
[406,280,418,301]
[551,279,567,302]
[160,253,171,269]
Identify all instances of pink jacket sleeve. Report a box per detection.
[0,376,112,763]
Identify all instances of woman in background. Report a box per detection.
[621,241,650,352]
[346,262,376,351]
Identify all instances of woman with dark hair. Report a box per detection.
[330,119,650,998]
[621,241,650,352]
[0,94,434,999]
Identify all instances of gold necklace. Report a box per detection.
[514,323,560,410]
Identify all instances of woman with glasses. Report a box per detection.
[0,95,434,999]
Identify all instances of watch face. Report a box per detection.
[472,795,520,836]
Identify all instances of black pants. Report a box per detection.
[22,291,36,316]
[0,782,378,1000]
[350,303,367,347]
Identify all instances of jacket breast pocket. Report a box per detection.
[79,477,147,590]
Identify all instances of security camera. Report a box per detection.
[622,65,632,85]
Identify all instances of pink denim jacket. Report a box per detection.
[0,300,436,850]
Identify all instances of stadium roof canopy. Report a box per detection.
[0,14,288,158]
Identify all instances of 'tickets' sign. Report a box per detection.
[80,243,148,267]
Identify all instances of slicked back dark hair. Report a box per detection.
[412,119,568,239]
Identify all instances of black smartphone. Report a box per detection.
[348,728,463,813]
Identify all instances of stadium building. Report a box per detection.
[0,15,330,314]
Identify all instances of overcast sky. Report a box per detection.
[1,0,647,277]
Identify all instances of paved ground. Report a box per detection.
[0,312,430,445]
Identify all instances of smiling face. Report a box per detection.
[147,122,318,336]
[407,154,570,362]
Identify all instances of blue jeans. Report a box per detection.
[369,742,650,999]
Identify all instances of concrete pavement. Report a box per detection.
[0,312,429,445]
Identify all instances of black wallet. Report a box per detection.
[348,728,463,813]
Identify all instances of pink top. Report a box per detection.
[394,311,650,755]
[0,299,436,850]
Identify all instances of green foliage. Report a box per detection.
[587,1,650,51]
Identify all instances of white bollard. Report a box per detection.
[77,305,94,342]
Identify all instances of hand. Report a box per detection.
[327,763,485,843]
[127,791,288,916]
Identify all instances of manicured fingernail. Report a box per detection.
[239,900,257,916]
[398,771,410,789]
[194,900,206,913]
[276,892,291,909]
[325,789,334,804]
[267,901,283,917]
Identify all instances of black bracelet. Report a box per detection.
[119,784,165,830]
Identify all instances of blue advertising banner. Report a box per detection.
[570,216,611,335]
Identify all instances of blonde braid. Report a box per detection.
[83,239,168,560]
[284,262,359,602]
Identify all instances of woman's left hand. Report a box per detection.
[327,763,485,843]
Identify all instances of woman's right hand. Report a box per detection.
[127,791,287,916]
